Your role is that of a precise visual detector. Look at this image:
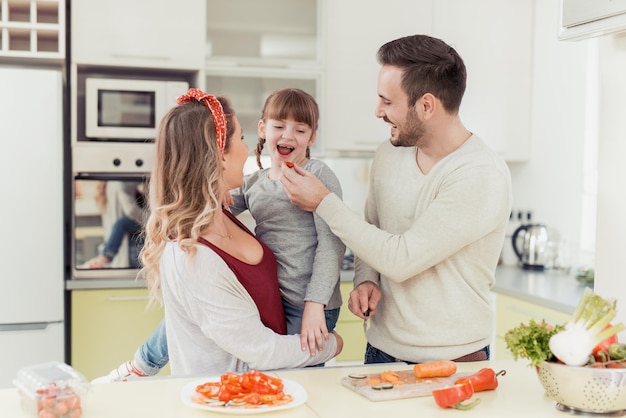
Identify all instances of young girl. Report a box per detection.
[92,88,344,382]
[230,88,345,354]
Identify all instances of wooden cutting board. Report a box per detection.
[340,369,473,402]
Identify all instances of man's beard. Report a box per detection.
[390,109,425,148]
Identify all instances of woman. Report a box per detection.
[141,88,342,376]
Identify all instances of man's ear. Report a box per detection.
[420,93,437,119]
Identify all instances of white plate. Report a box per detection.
[180,377,307,415]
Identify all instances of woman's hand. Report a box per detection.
[300,301,328,356]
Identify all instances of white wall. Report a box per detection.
[595,32,626,328]
[508,0,594,265]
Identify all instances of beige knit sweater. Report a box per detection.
[316,135,512,362]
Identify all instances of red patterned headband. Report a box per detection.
[177,88,227,153]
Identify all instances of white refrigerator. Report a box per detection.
[0,67,65,388]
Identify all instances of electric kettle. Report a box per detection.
[511,223,552,270]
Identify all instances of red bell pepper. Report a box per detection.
[432,382,481,410]
[593,324,619,358]
[454,368,506,392]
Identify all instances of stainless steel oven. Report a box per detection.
[71,144,152,280]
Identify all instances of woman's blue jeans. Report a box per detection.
[134,320,168,375]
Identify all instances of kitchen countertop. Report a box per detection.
[342,265,587,314]
[493,265,590,314]
[68,266,588,315]
[0,360,574,417]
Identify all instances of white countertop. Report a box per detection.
[493,265,589,314]
[0,360,575,417]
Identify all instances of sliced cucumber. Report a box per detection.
[371,383,394,390]
[348,373,367,379]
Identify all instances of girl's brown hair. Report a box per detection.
[255,88,318,169]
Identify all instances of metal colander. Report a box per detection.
[536,361,626,415]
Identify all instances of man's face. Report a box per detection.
[375,65,424,147]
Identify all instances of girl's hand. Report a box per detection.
[222,190,234,208]
[300,301,328,356]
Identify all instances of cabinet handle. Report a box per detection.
[107,296,149,302]
[111,54,171,62]
[0,322,61,332]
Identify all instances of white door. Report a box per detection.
[0,68,64,324]
[0,68,65,387]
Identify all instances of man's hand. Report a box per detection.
[348,281,381,319]
[280,163,331,212]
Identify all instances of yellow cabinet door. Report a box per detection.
[71,288,169,381]
[494,293,570,360]
[334,282,367,363]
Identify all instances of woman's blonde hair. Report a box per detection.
[255,88,318,169]
[140,96,235,304]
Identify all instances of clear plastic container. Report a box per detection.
[13,361,89,418]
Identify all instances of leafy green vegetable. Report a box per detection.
[504,319,565,366]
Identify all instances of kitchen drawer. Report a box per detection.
[496,294,570,339]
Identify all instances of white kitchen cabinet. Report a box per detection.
[71,289,168,381]
[206,0,320,66]
[202,0,324,155]
[324,0,432,153]
[432,0,532,161]
[0,0,65,60]
[324,0,532,161]
[71,0,205,69]
[559,0,626,40]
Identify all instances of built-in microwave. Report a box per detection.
[84,78,189,141]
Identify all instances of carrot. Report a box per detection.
[380,371,399,382]
[284,161,294,168]
[380,370,404,385]
[413,360,457,378]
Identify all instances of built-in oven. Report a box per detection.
[68,67,195,282]
[71,145,152,281]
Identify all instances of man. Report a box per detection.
[280,34,512,363]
